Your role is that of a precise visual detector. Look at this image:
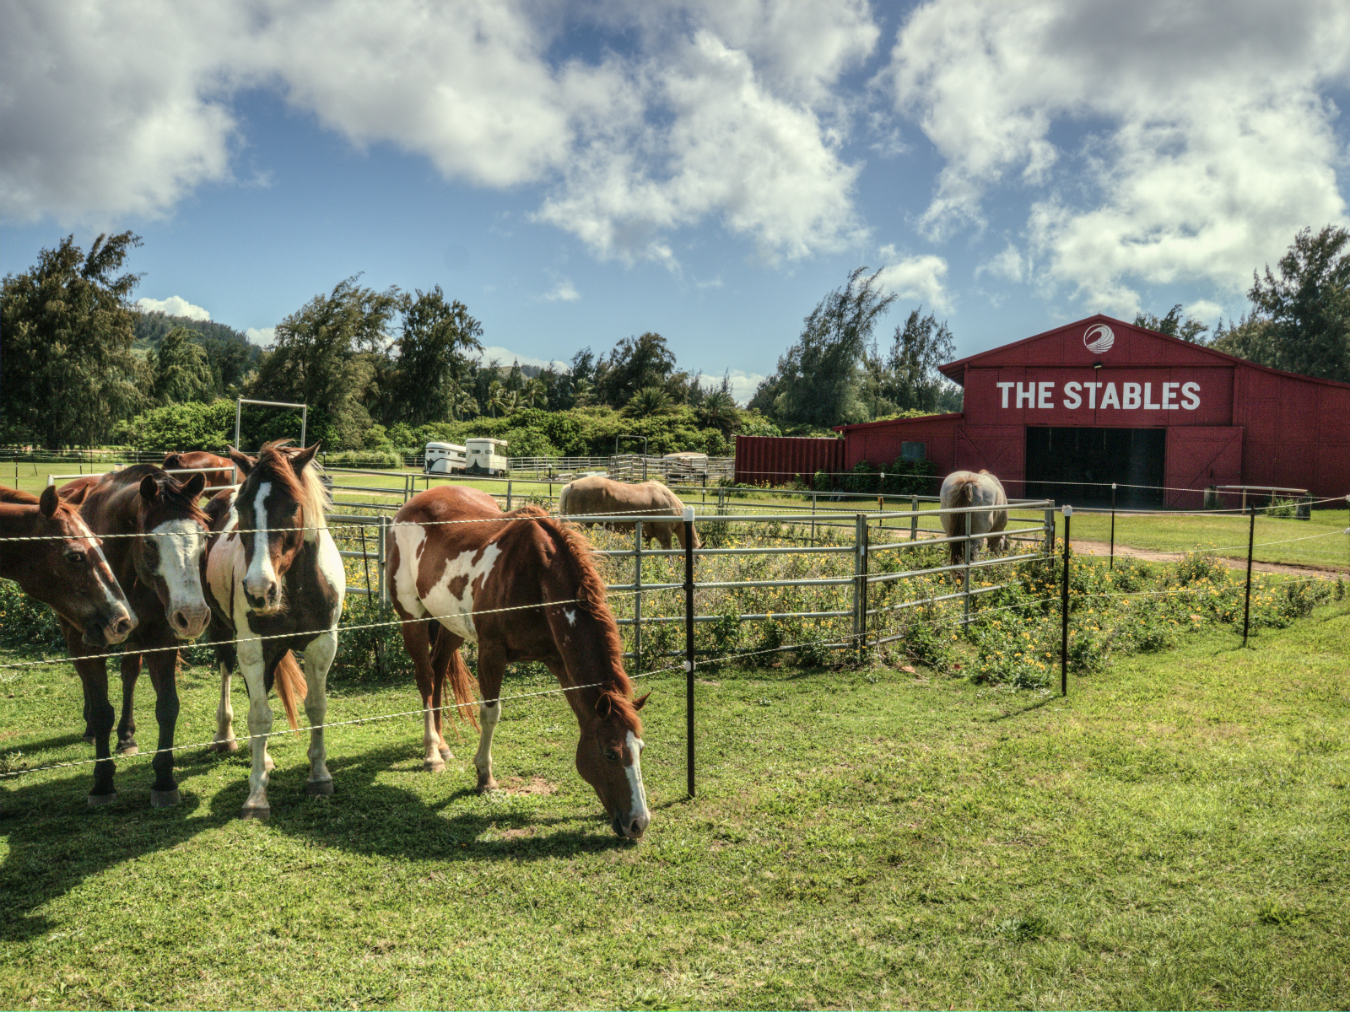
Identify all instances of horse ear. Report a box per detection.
[39,484,60,517]
[596,692,615,719]
[291,442,321,472]
[140,474,160,502]
[182,472,206,498]
[227,447,254,477]
[633,691,651,711]
[59,482,91,507]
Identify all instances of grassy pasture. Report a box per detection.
[2,593,1348,1009]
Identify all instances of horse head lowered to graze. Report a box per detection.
[163,451,237,498]
[0,484,136,647]
[59,465,212,807]
[204,440,344,820]
[939,469,1009,567]
[390,484,652,840]
[558,475,701,550]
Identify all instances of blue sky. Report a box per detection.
[4,1,1350,403]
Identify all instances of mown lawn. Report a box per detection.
[1,597,1347,1010]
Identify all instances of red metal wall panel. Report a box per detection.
[838,415,961,473]
[954,425,1026,490]
[1164,427,1243,507]
[733,435,844,486]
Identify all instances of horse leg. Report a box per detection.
[473,643,506,792]
[145,646,182,807]
[209,641,239,753]
[116,652,141,755]
[301,630,337,797]
[237,635,272,819]
[401,618,445,772]
[65,621,117,805]
[429,624,465,764]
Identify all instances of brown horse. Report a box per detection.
[65,466,212,806]
[0,485,136,646]
[389,485,652,840]
[163,451,237,496]
[204,441,344,820]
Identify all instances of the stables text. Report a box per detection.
[995,380,1202,411]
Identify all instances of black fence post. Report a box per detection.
[1242,503,1256,647]
[1109,482,1116,570]
[1061,505,1072,696]
[683,506,696,799]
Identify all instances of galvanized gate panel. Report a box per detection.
[1164,426,1243,508]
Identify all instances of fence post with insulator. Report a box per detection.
[683,506,696,798]
[1061,505,1072,696]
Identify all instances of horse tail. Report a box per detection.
[429,623,480,729]
[955,474,979,508]
[274,650,309,731]
[557,483,571,515]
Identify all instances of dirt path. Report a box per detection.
[1069,538,1348,578]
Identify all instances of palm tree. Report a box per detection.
[626,386,672,417]
[486,380,507,418]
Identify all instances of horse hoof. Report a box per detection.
[476,778,498,793]
[206,740,238,754]
[438,746,452,762]
[239,806,270,821]
[304,780,333,797]
[86,792,118,808]
[423,759,446,773]
[116,743,139,757]
[150,788,181,808]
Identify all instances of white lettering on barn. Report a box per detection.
[998,378,1202,411]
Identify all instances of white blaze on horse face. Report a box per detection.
[151,518,209,637]
[71,512,128,614]
[624,730,650,832]
[424,543,503,643]
[244,482,278,604]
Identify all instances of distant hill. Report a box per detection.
[134,311,264,394]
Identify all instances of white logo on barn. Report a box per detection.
[1083,324,1115,354]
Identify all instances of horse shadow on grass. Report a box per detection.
[0,754,232,942]
[240,741,636,864]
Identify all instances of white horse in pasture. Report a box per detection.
[939,470,1008,566]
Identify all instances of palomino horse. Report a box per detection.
[389,485,652,840]
[940,469,1009,566]
[0,485,136,647]
[204,441,344,820]
[163,451,237,497]
[64,466,213,806]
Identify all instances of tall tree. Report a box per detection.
[882,308,957,413]
[1245,225,1350,382]
[760,267,898,427]
[153,326,216,404]
[386,286,483,425]
[1134,305,1210,343]
[594,332,678,408]
[1,232,146,446]
[249,276,400,447]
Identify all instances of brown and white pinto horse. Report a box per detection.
[0,485,136,647]
[163,451,237,497]
[389,485,652,840]
[204,441,345,820]
[66,466,213,806]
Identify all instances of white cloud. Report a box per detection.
[1,2,878,264]
[540,279,580,302]
[976,243,1027,285]
[696,370,765,407]
[245,326,275,346]
[889,0,1350,310]
[137,295,211,321]
[476,346,569,372]
[874,246,950,312]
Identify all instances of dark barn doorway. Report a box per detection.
[1024,427,1165,508]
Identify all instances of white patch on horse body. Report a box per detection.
[420,541,502,644]
[224,488,239,531]
[313,528,346,623]
[391,523,429,620]
[625,730,649,826]
[244,482,276,597]
[565,608,577,627]
[151,518,207,619]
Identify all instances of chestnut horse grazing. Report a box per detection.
[389,485,651,840]
[67,466,213,806]
[163,451,237,497]
[204,441,344,820]
[0,485,136,646]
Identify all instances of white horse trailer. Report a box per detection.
[424,442,467,474]
[465,438,509,476]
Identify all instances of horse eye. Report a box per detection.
[65,550,84,565]
[604,748,620,763]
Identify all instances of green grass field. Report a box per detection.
[2,596,1347,1009]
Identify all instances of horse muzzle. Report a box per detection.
[86,608,137,647]
[170,603,211,640]
[611,807,650,840]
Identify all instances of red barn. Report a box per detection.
[740,315,1350,507]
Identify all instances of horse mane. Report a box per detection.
[0,486,39,505]
[511,505,642,733]
[254,441,331,540]
[117,464,210,526]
